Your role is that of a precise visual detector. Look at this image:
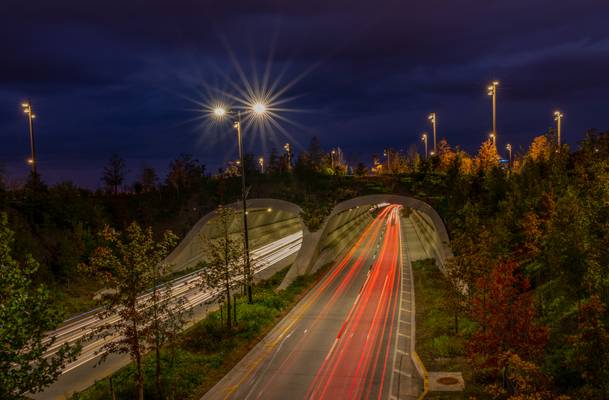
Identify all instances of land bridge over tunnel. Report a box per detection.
[165,195,452,287]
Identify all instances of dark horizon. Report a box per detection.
[2,0,609,187]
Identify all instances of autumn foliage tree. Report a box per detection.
[527,135,552,162]
[476,138,500,172]
[437,138,456,172]
[468,261,548,374]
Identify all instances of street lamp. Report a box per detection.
[21,100,37,174]
[487,81,499,149]
[554,110,564,149]
[506,143,512,168]
[331,149,336,169]
[421,133,428,160]
[428,113,437,154]
[258,156,264,173]
[212,102,268,304]
[383,149,390,173]
[283,143,292,170]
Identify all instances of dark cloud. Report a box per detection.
[2,0,609,186]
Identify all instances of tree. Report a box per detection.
[485,352,569,400]
[476,138,499,172]
[0,213,80,398]
[102,154,127,195]
[165,154,205,194]
[443,257,468,334]
[140,165,158,193]
[84,222,177,400]
[527,135,552,162]
[570,295,609,398]
[268,147,280,175]
[468,261,548,374]
[308,136,325,171]
[149,258,189,398]
[0,163,5,191]
[437,138,456,172]
[199,206,243,329]
[354,162,368,177]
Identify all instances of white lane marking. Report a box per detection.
[325,338,339,361]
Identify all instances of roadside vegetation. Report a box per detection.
[71,265,325,400]
[2,130,609,397]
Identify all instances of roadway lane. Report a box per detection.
[203,205,418,400]
[34,232,303,400]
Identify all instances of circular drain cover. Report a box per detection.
[437,377,459,385]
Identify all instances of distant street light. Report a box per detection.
[487,81,499,149]
[506,143,512,168]
[258,156,264,173]
[383,149,390,173]
[428,113,437,153]
[283,143,292,170]
[212,102,269,304]
[21,100,37,174]
[331,149,336,169]
[554,110,564,149]
[421,133,428,160]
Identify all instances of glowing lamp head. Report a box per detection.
[213,107,226,117]
[27,158,34,165]
[252,102,266,115]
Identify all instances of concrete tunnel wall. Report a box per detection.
[165,195,452,288]
[164,199,305,272]
[278,194,453,289]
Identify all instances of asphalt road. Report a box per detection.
[34,231,303,400]
[203,205,419,400]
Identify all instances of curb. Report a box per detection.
[402,216,430,400]
[412,351,429,400]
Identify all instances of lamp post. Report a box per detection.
[421,133,428,160]
[487,81,499,149]
[283,143,292,171]
[506,143,512,168]
[21,100,37,174]
[554,110,564,149]
[258,157,264,173]
[331,149,336,169]
[384,149,390,173]
[428,113,437,154]
[213,103,267,304]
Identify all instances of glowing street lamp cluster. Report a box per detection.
[209,99,271,305]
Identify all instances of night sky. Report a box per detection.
[2,0,609,187]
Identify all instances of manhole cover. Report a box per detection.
[437,377,459,385]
